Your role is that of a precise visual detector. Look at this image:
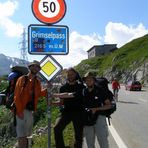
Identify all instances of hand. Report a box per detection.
[52,93,60,98]
[90,108,99,114]
[51,100,63,106]
[18,113,24,119]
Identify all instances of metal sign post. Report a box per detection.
[30,0,67,147]
[47,85,52,148]
[39,55,62,148]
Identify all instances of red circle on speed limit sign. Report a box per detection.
[32,0,66,24]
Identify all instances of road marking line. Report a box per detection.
[107,120,128,148]
[139,98,148,103]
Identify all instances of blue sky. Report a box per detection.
[0,0,148,68]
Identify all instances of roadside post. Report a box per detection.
[40,55,63,147]
[29,0,68,147]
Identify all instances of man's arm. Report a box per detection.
[90,99,111,114]
[53,92,74,99]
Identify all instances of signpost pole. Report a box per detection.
[47,84,52,148]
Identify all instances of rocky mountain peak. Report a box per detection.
[0,53,28,76]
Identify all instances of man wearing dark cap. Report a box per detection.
[14,60,47,148]
[82,72,111,148]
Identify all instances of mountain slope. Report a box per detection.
[76,34,148,83]
[0,54,28,76]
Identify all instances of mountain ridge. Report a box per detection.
[0,53,28,76]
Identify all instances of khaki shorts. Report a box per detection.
[16,110,33,138]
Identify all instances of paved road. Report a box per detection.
[83,85,148,148]
[111,85,148,148]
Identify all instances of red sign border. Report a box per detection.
[32,0,66,24]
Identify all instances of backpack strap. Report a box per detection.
[94,86,106,106]
[107,116,111,126]
[82,88,85,96]
[82,88,86,104]
[23,75,28,88]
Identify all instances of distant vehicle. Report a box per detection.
[125,81,142,91]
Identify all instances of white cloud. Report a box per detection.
[53,31,102,68]
[0,1,24,37]
[0,18,24,37]
[104,22,148,47]
[57,22,148,68]
[0,1,18,18]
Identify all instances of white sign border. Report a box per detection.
[39,55,63,81]
[28,24,69,55]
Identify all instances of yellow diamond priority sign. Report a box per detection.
[40,56,62,81]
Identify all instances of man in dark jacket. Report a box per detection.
[53,68,85,148]
[82,72,111,148]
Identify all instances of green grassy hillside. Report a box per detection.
[76,34,148,77]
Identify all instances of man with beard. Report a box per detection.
[14,60,47,148]
[53,68,85,148]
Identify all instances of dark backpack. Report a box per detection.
[96,77,117,125]
[5,66,29,109]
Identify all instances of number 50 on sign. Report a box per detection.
[32,0,66,24]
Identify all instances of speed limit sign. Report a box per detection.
[32,0,66,24]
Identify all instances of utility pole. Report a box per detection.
[19,28,28,65]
